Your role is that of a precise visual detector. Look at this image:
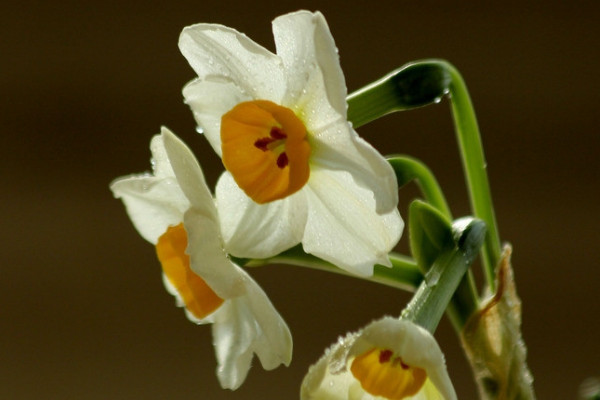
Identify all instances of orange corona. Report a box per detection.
[156,224,224,319]
[350,347,427,399]
[221,100,311,203]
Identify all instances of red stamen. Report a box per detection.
[276,152,288,168]
[379,349,393,364]
[254,137,275,151]
[270,126,287,139]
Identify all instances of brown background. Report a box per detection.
[2,0,599,398]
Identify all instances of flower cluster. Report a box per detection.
[111,10,456,399]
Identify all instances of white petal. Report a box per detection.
[149,133,176,179]
[184,209,246,299]
[160,127,217,219]
[179,23,286,101]
[110,134,189,243]
[241,274,293,371]
[310,125,399,215]
[158,129,248,299]
[211,266,292,390]
[212,299,257,390]
[302,169,402,276]
[272,11,347,121]
[215,172,307,259]
[182,77,251,156]
[301,332,360,400]
[110,175,188,243]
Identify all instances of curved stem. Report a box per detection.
[387,155,452,219]
[444,62,501,290]
[388,155,479,329]
[241,246,423,292]
[402,218,486,333]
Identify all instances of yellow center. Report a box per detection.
[350,347,427,399]
[221,100,311,203]
[156,223,224,319]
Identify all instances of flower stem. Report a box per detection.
[402,217,486,333]
[387,155,452,219]
[239,246,423,292]
[444,62,501,290]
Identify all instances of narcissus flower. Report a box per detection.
[110,128,292,390]
[180,10,402,276]
[301,317,457,400]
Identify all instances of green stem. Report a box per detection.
[239,245,423,292]
[387,155,452,219]
[388,155,479,328]
[402,217,486,333]
[444,62,501,291]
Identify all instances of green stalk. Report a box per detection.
[444,62,501,290]
[387,155,452,219]
[387,155,480,324]
[237,245,423,292]
[402,217,486,333]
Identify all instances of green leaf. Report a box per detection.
[409,200,453,272]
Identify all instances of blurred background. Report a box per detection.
[2,0,599,398]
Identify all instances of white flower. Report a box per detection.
[301,317,457,400]
[110,127,292,390]
[179,10,402,277]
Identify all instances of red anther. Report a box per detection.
[270,126,287,139]
[277,152,289,168]
[379,349,393,364]
[254,137,276,151]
